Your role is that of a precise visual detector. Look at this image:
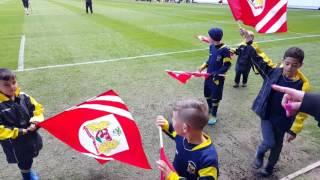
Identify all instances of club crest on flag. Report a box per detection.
[79,114,129,157]
[248,0,266,16]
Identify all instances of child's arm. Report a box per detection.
[213,48,232,76]
[26,94,44,124]
[289,71,311,135]
[198,62,208,73]
[247,43,276,79]
[198,157,219,180]
[0,125,27,140]
[156,116,177,140]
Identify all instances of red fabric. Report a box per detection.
[166,70,210,84]
[160,147,175,180]
[227,0,288,33]
[38,90,151,170]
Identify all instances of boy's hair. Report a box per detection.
[0,68,16,81]
[173,99,209,130]
[283,47,304,63]
[247,31,254,39]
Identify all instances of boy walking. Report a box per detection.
[233,29,256,88]
[0,68,44,180]
[246,45,310,176]
[198,27,232,125]
[85,0,93,14]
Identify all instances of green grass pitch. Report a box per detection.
[0,0,320,179]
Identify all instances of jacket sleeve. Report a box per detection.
[290,71,311,134]
[26,94,44,123]
[162,119,177,140]
[248,43,276,79]
[0,124,23,140]
[300,93,320,122]
[214,49,232,75]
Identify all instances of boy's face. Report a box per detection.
[172,111,187,136]
[0,79,18,97]
[282,57,302,78]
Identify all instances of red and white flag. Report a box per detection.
[227,0,288,33]
[38,90,151,170]
[166,70,210,84]
[196,35,210,44]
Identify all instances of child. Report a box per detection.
[22,0,30,15]
[0,68,44,180]
[85,0,93,14]
[246,45,310,176]
[156,99,219,180]
[198,27,232,125]
[232,29,256,88]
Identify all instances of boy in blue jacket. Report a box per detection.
[198,27,232,125]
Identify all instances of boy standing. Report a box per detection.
[247,45,310,176]
[233,29,256,88]
[0,68,44,180]
[85,0,93,14]
[156,99,219,180]
[198,27,232,125]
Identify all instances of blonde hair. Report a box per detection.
[173,99,209,130]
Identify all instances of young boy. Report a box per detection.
[21,0,30,15]
[0,68,44,180]
[198,27,232,125]
[85,0,93,14]
[156,99,219,180]
[232,29,256,88]
[246,45,310,176]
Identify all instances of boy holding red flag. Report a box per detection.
[156,99,219,180]
[0,68,44,180]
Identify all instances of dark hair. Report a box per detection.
[0,68,16,81]
[283,47,304,63]
[173,99,209,130]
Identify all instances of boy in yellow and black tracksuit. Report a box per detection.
[198,27,232,125]
[246,44,310,176]
[0,68,44,180]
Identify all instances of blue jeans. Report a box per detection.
[256,120,285,168]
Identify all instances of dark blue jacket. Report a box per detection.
[247,44,310,135]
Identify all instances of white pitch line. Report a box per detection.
[18,35,26,72]
[20,34,320,72]
[280,161,320,180]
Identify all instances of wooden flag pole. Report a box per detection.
[159,126,164,148]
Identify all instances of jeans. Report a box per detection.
[256,120,285,168]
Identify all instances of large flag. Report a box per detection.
[227,0,288,33]
[38,90,151,170]
[166,70,210,84]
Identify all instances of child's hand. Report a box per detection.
[157,160,172,178]
[156,115,168,128]
[286,133,296,143]
[27,123,38,132]
[21,129,28,135]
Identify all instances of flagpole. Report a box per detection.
[158,126,163,148]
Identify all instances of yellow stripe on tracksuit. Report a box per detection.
[28,95,44,123]
[252,44,310,135]
[162,119,177,139]
[166,166,218,180]
[0,126,20,140]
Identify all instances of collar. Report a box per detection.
[214,43,225,50]
[184,133,212,151]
